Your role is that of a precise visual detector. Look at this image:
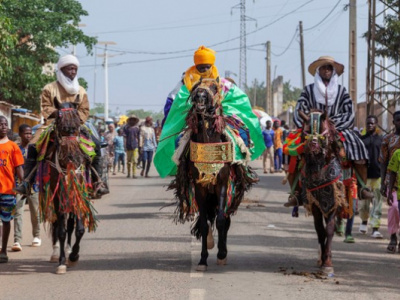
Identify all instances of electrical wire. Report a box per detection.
[271,27,299,57]
[303,0,342,32]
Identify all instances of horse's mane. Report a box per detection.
[186,79,225,134]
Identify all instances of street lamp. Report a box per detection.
[97,41,116,121]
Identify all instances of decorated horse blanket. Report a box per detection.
[154,78,265,178]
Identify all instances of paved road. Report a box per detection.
[0,160,399,300]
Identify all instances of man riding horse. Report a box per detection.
[154,45,265,177]
[14,54,109,198]
[284,56,372,208]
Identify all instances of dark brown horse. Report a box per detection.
[38,98,96,274]
[299,110,346,275]
[171,79,256,271]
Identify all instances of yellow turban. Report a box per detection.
[194,46,216,66]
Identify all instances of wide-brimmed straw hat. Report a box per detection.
[308,56,344,76]
[127,114,139,123]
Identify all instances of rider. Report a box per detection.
[154,45,265,178]
[14,54,109,197]
[284,56,372,207]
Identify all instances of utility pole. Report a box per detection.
[97,41,116,121]
[348,0,357,124]
[266,41,272,115]
[299,21,306,87]
[232,0,256,89]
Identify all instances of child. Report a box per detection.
[113,129,125,175]
[0,116,24,263]
[12,124,41,252]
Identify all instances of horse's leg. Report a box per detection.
[196,193,209,271]
[66,214,74,255]
[311,204,326,267]
[68,216,85,267]
[56,213,67,274]
[216,184,228,265]
[50,221,60,263]
[322,212,336,274]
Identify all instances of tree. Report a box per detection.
[0,16,17,78]
[282,80,302,110]
[125,109,164,122]
[365,0,400,62]
[0,0,97,111]
[244,79,266,108]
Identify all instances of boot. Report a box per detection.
[354,163,374,200]
[91,156,109,197]
[14,145,38,196]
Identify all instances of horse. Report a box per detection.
[298,110,348,275]
[37,97,97,274]
[170,79,256,271]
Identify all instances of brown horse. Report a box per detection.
[37,98,96,274]
[170,79,256,271]
[298,110,346,275]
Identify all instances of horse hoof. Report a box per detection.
[50,255,59,263]
[196,264,208,272]
[207,227,214,250]
[56,265,67,275]
[217,258,227,265]
[67,258,79,268]
[321,266,334,276]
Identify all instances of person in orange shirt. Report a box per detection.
[273,120,283,172]
[0,116,24,263]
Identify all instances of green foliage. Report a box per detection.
[125,109,164,121]
[366,0,400,62]
[0,15,17,77]
[0,0,97,111]
[244,79,266,108]
[90,103,107,115]
[244,79,302,112]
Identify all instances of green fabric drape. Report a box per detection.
[154,84,265,178]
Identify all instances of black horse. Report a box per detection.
[38,98,96,274]
[170,79,256,271]
[299,110,347,274]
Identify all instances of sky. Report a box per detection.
[71,0,373,116]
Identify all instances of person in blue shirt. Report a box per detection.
[112,129,125,175]
[262,120,275,173]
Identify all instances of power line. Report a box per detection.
[304,0,342,32]
[93,0,315,57]
[271,27,299,57]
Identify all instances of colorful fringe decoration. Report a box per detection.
[36,124,54,161]
[283,129,304,157]
[224,168,236,214]
[38,161,97,232]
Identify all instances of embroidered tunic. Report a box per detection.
[294,83,368,161]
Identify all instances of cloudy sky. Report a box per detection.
[72,0,372,116]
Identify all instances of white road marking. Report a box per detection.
[190,237,203,278]
[189,289,206,300]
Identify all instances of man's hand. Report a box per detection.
[380,184,387,197]
[387,190,394,206]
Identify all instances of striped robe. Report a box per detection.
[293,83,368,161]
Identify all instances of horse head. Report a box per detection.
[190,79,221,115]
[54,95,81,137]
[300,110,333,157]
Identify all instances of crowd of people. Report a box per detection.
[101,115,159,179]
[2,48,400,267]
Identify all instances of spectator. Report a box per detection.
[262,120,274,174]
[123,115,140,178]
[0,116,24,263]
[359,115,383,238]
[281,121,290,173]
[113,129,125,175]
[139,116,157,177]
[12,124,41,252]
[273,120,283,172]
[104,123,116,174]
